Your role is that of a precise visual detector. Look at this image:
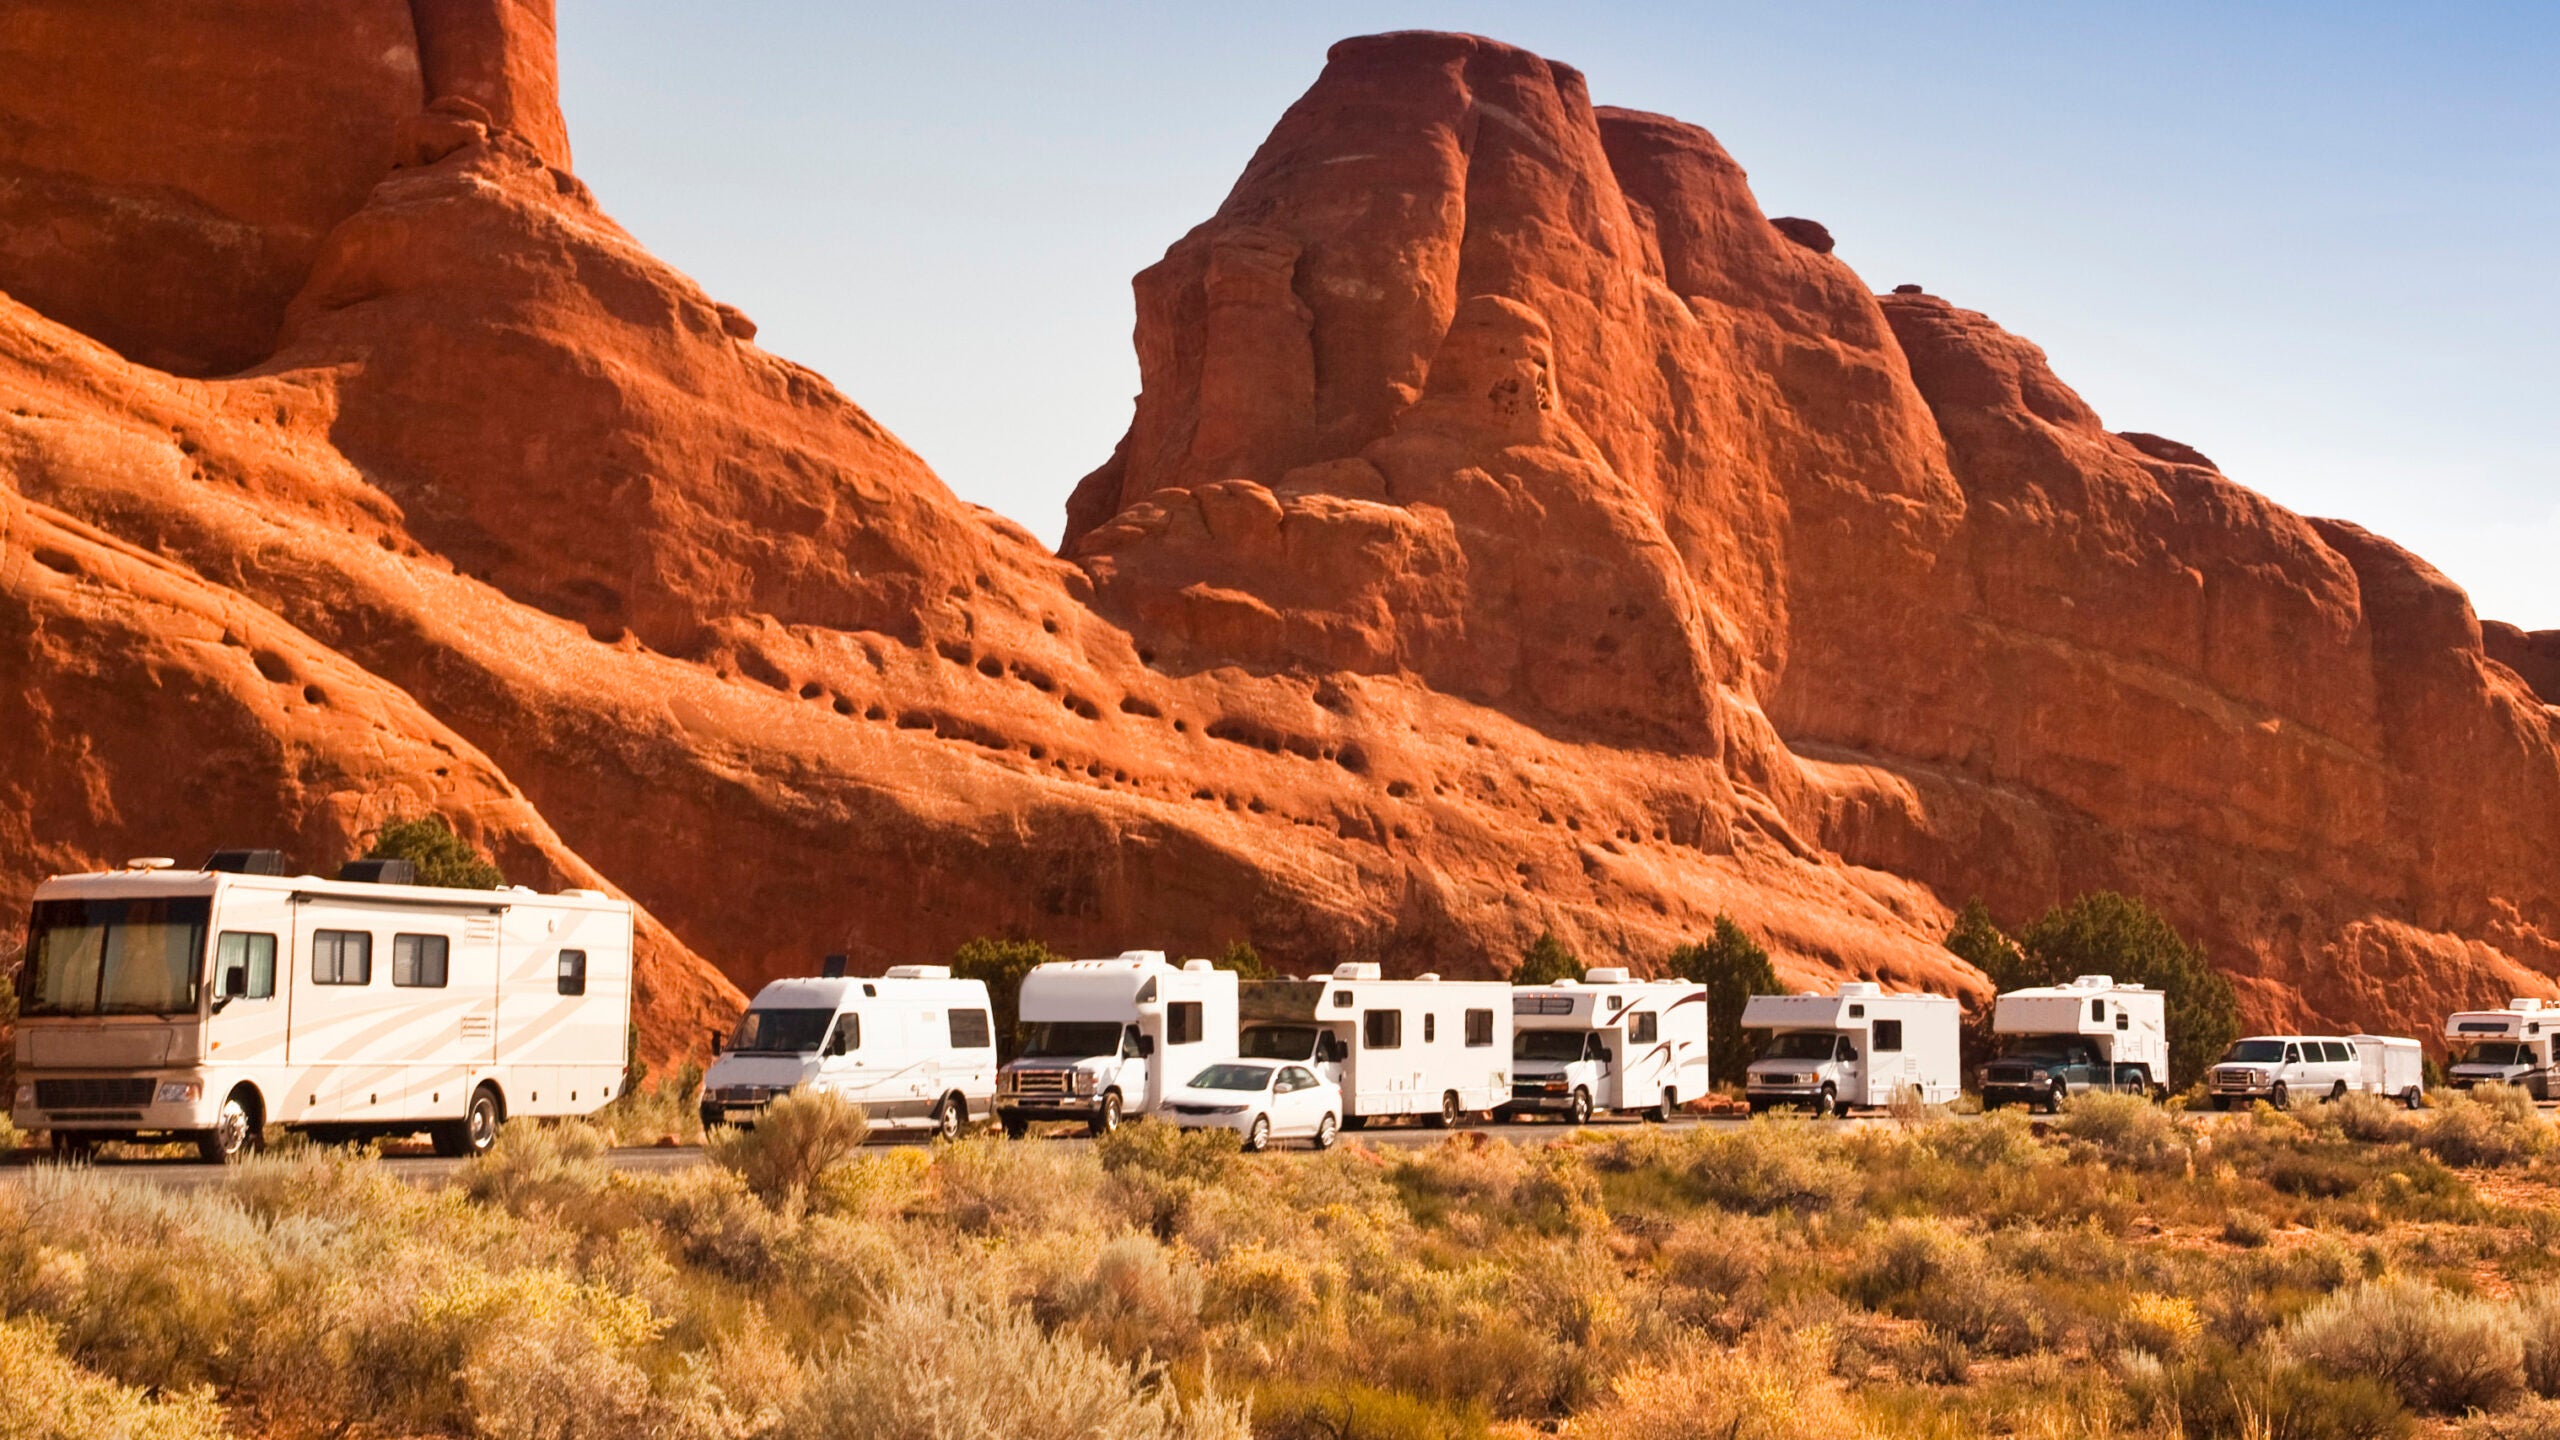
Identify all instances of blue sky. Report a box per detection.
[559,3,2559,627]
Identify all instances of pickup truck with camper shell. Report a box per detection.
[1977,974,2170,1111]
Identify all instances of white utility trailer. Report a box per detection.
[1235,964,1511,1127]
[11,850,632,1161]
[1978,974,2170,1109]
[1741,981,1961,1114]
[1508,968,1711,1123]
[701,966,997,1139]
[2443,999,2559,1097]
[995,952,1237,1136]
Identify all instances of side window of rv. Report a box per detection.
[1364,1010,1402,1048]
[1465,1009,1494,1046]
[1630,1012,1658,1044]
[1873,1019,1904,1053]
[1168,1001,1203,1046]
[2090,999,2106,1023]
[826,1015,860,1055]
[557,949,587,997]
[1332,992,1353,1009]
[2116,1012,2130,1031]
[392,933,450,988]
[311,929,371,985]
[1423,1013,1437,1043]
[216,933,277,999]
[949,1008,992,1050]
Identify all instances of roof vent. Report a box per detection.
[2515,998,2545,1012]
[1417,972,1441,982]
[2072,974,2114,989]
[1584,966,1633,984]
[336,858,416,885]
[1332,961,1383,981]
[1182,958,1215,973]
[820,954,849,979]
[884,964,950,980]
[204,849,286,876]
[123,857,177,871]
[1838,981,1884,998]
[1118,950,1168,965]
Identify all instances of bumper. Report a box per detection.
[1981,1084,2051,1106]
[996,1098,1104,1120]
[15,1074,221,1133]
[1165,1108,1258,1135]
[1746,1085,1828,1104]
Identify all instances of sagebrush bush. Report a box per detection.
[1680,1118,1858,1214]
[2059,1090,2190,1171]
[2287,1277,2525,1413]
[463,1119,616,1217]
[706,1088,870,1203]
[2466,1396,2560,1440]
[1253,1379,1489,1440]
[930,1131,1103,1235]
[0,1316,229,1440]
[2520,1290,2560,1398]
[2419,1085,2553,1168]
[1566,1326,1865,1440]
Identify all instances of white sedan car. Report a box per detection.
[1163,1061,1341,1151]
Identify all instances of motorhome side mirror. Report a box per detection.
[1595,1045,1613,1063]
[1841,1045,1860,1062]
[1137,1036,1157,1058]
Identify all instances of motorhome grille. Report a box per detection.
[1007,1070,1072,1095]
[1515,996,1575,1015]
[36,1078,155,1109]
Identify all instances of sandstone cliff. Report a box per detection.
[3,15,2552,1063]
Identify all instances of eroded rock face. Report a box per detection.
[3,17,2553,1064]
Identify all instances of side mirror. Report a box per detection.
[1842,1045,1860,1062]
[1595,1046,1613,1064]
[1136,1035,1157,1058]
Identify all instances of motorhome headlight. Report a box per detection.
[12,1083,29,1108]
[156,1080,203,1105]
[1070,1070,1098,1097]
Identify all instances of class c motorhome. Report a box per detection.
[10,852,632,1162]
[995,952,1237,1136]
[1507,968,1710,1124]
[2444,999,2560,1097]
[1978,975,2170,1110]
[700,966,997,1139]
[1235,964,1511,1127]
[1742,982,1962,1114]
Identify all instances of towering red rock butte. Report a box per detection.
[4,17,2554,1065]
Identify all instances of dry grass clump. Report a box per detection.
[591,1061,704,1148]
[2058,1090,2191,1171]
[2416,1084,2553,1168]
[0,1315,229,1440]
[2286,1276,2526,1413]
[1566,1326,1866,1440]
[705,1088,870,1203]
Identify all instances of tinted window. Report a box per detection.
[312,929,372,986]
[1332,991,1353,1008]
[557,949,586,996]
[1364,1009,1402,1048]
[1168,1000,1203,1046]
[1281,1066,1317,1091]
[2091,999,2106,1022]
[2326,1042,2354,1064]
[731,1007,834,1053]
[1873,1019,1903,1053]
[2284,1044,2302,1065]
[825,1014,860,1055]
[949,1008,992,1049]
[392,933,449,988]
[1242,1024,1320,1060]
[1466,1009,1494,1046]
[1630,1012,1659,1044]
[215,932,277,1000]
[24,896,211,1016]
[1423,1013,1437,1043]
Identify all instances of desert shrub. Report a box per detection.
[782,1282,1247,1440]
[2124,1345,2410,1440]
[929,1132,1104,1235]
[2321,1090,2420,1145]
[463,1119,617,1218]
[362,813,504,888]
[707,1088,869,1204]
[628,1164,786,1282]
[1851,1216,2047,1356]
[1031,1231,1204,1368]
[0,1315,229,1440]
[1515,930,1578,985]
[1666,915,1779,1085]
[2223,1209,2275,1247]
[949,937,1064,1062]
[2287,1277,2525,1413]
[1252,1379,1490,1440]
[1565,1325,1865,1440]
[1203,1242,1318,1326]
[2467,1397,2560,1440]
[2117,1291,2208,1357]
[810,1145,932,1220]
[1681,1118,1858,1214]
[1099,1122,1243,1236]
[2420,1085,2553,1168]
[593,1061,704,1148]
[2520,1290,2560,1397]
[2058,1090,2190,1171]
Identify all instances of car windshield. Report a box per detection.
[1190,1064,1274,1092]
[21,896,210,1017]
[1240,1024,1319,1061]
[1766,1032,1842,1061]
[1017,1021,1124,1059]
[2221,1040,2288,1064]
[2462,1042,2532,1067]
[728,1007,834,1054]
[1515,1031,1587,1062]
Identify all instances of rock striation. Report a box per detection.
[3,16,2554,1063]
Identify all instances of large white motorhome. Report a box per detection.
[10,851,632,1162]
[1507,968,1711,1124]
[2444,999,2560,1098]
[700,965,997,1139]
[1235,963,1512,1127]
[995,952,1237,1136]
[1742,982,1962,1114]
[1978,975,2170,1111]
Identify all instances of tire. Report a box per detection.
[1648,1089,1677,1123]
[1567,1088,1593,1126]
[2403,1087,2424,1111]
[2210,1095,2231,1112]
[2267,1081,2289,1112]
[2330,1081,2348,1103]
[1815,1084,1837,1119]
[50,1132,98,1164]
[434,1085,504,1158]
[2153,1084,2170,1104]
[2037,1085,2063,1116]
[1747,1099,1769,1115]
[196,1087,263,1165]
[1242,1114,1271,1153]
[931,1093,964,1143]
[1425,1091,1461,1129]
[1001,1115,1030,1140]
[1312,1112,1339,1151]
[1087,1089,1123,1137]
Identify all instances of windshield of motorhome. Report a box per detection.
[729,1007,834,1054]
[2462,1042,2533,1067]
[1189,1064,1273,1091]
[1765,1032,1843,1061]
[1515,1031,1587,1062]
[22,896,210,1017]
[1017,1021,1123,1059]
[1240,1024,1319,1060]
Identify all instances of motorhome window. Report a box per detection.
[2091,1000,2106,1022]
[311,929,372,986]
[22,896,211,1016]
[1848,1004,1865,1018]
[1423,1013,1437,1043]
[1607,995,1623,1011]
[1191,1063,1274,1092]
[1516,1030,1586,1062]
[557,949,587,997]
[2222,1040,2287,1064]
[392,933,450,988]
[1515,995,1574,1015]
[825,1015,860,1055]
[1873,1020,1903,1053]
[1241,1024,1320,1061]
[1364,1010,1402,1048]
[1765,1032,1841,1061]
[2464,1042,2531,1066]
[1466,1009,1494,1046]
[1168,1001,1204,1046]
[1630,1012,1658,1044]
[214,932,276,1000]
[1016,1022,1124,1059]
[1332,992,1353,1008]
[730,1007,834,1054]
[949,1008,992,1049]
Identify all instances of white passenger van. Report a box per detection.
[10,851,631,1162]
[1742,982,1962,1114]
[2207,1034,2424,1110]
[1978,975,2170,1110]
[1235,964,1511,1128]
[1508,968,1710,1124]
[700,965,996,1140]
[2444,999,2559,1098]
[996,952,1237,1136]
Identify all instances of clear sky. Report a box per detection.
[558,3,2559,628]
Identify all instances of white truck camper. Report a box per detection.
[1508,968,1711,1124]
[1742,982,1962,1115]
[2207,1034,2425,1110]
[2444,999,2560,1098]
[10,851,632,1162]
[995,952,1238,1136]
[1234,963,1511,1127]
[701,966,997,1140]
[1978,975,2171,1111]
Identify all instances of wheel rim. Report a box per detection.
[1442,1093,1460,1126]
[469,1096,498,1150]
[938,1099,961,1140]
[1317,1115,1336,1146]
[1248,1117,1268,1150]
[1101,1094,1120,1130]
[2269,1084,2287,1110]
[215,1098,251,1156]
[1572,1091,1590,1124]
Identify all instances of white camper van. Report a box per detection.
[1508,968,1711,1124]
[1235,964,1511,1127]
[10,851,632,1162]
[1742,982,1962,1114]
[2444,999,2559,1097]
[700,966,996,1139]
[996,952,1238,1136]
[1978,975,2170,1110]
[2206,1034,2425,1110]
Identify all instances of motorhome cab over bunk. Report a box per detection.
[1235,963,1511,1127]
[701,965,997,1139]
[996,952,1237,1136]
[11,851,632,1162]
[1507,968,1710,1123]
[2444,999,2560,1097]
[1742,982,1961,1114]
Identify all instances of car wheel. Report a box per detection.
[1312,1112,1339,1151]
[197,1088,263,1165]
[2209,1095,2230,1112]
[1648,1089,1677,1123]
[451,1085,504,1156]
[932,1093,964,1143]
[1567,1088,1593,1126]
[2267,1081,2289,1111]
[1088,1090,1123,1137]
[1425,1091,1461,1129]
[1243,1114,1270,1153]
[1001,1115,1030,1140]
[1815,1084,1838,1119]
[2403,1086,2424,1111]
